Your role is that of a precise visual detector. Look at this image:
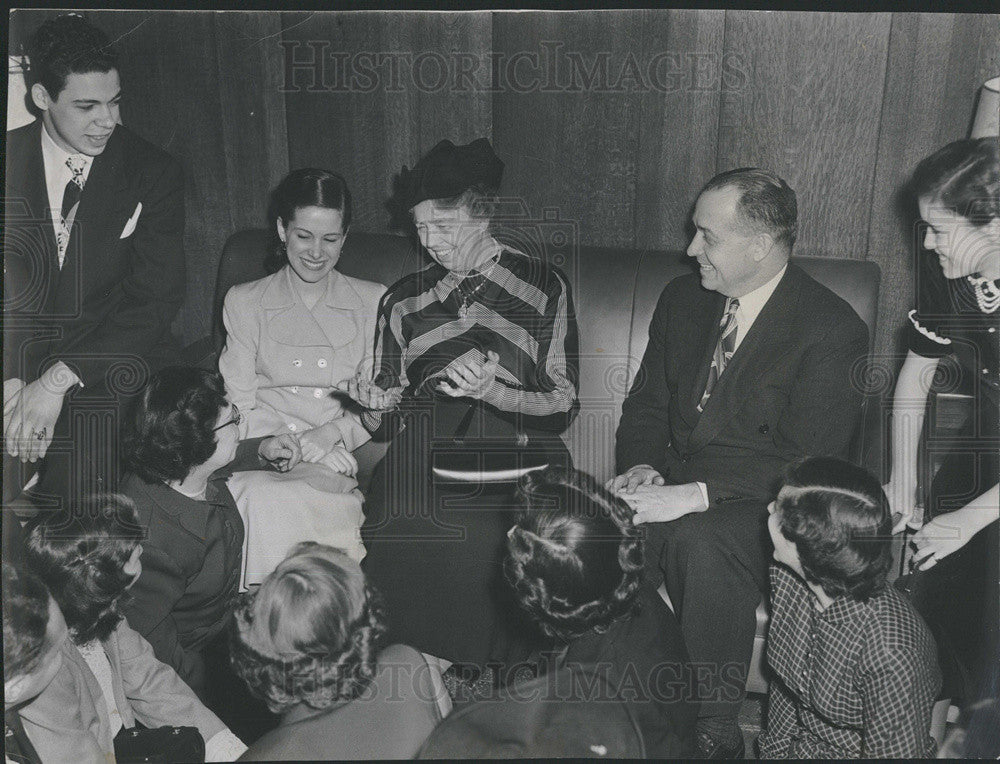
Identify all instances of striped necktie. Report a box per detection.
[698,297,739,412]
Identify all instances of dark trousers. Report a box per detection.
[644,499,771,726]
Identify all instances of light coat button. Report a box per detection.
[292,359,302,367]
[314,388,323,398]
[989,327,996,333]
[318,358,328,368]
[288,423,298,431]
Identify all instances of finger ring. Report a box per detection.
[33,428,46,441]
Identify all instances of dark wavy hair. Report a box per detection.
[230,542,386,714]
[24,495,144,645]
[775,457,892,602]
[505,467,643,643]
[2,561,53,681]
[123,366,228,484]
[701,167,798,250]
[909,137,1000,226]
[26,13,118,99]
[267,168,352,272]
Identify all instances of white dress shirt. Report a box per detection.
[630,264,789,508]
[41,124,93,268]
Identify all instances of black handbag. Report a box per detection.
[430,400,556,484]
[113,725,205,763]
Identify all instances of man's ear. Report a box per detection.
[750,231,775,262]
[30,82,52,113]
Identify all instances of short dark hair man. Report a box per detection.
[4,13,185,517]
[609,168,870,757]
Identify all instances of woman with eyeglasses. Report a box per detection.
[117,366,302,699]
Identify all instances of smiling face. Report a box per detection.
[412,198,492,274]
[278,205,347,286]
[32,69,121,156]
[918,196,1000,280]
[687,185,769,297]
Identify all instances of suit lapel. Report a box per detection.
[53,129,128,313]
[688,268,799,451]
[5,122,60,308]
[685,291,727,412]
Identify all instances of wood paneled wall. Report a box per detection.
[8,9,999,362]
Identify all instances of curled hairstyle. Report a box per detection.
[24,495,143,645]
[505,467,643,643]
[701,167,798,249]
[123,366,228,484]
[2,561,53,682]
[775,457,892,602]
[230,542,386,714]
[909,137,1000,226]
[26,13,117,99]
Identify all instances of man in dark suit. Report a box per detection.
[609,168,869,758]
[3,13,184,519]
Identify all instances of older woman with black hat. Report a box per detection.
[341,137,579,681]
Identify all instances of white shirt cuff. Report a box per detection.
[205,729,247,762]
[695,481,710,509]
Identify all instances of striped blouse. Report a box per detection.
[370,249,579,433]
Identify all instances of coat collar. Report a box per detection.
[261,265,364,311]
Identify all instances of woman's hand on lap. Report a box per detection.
[299,422,343,462]
[321,446,358,476]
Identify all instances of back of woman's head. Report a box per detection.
[3,561,53,682]
[24,495,143,644]
[123,366,227,483]
[910,137,1000,225]
[270,168,352,231]
[505,467,643,643]
[231,542,385,714]
[775,457,892,602]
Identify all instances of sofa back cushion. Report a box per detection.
[214,230,880,482]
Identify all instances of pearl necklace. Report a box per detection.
[967,275,1000,314]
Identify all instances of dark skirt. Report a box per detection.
[906,388,999,704]
[361,395,570,668]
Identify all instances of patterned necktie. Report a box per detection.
[698,297,740,412]
[57,155,88,267]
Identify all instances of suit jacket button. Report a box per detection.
[293,359,302,367]
[759,423,770,434]
[317,358,328,368]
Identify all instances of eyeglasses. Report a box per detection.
[213,404,242,432]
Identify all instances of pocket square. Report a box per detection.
[119,202,143,239]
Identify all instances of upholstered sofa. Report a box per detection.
[195,228,883,697]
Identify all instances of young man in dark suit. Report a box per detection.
[3,13,185,518]
[608,168,870,758]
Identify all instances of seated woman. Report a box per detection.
[19,495,247,762]
[758,457,941,759]
[120,365,302,696]
[219,168,385,584]
[343,138,580,675]
[504,467,697,758]
[231,542,449,761]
